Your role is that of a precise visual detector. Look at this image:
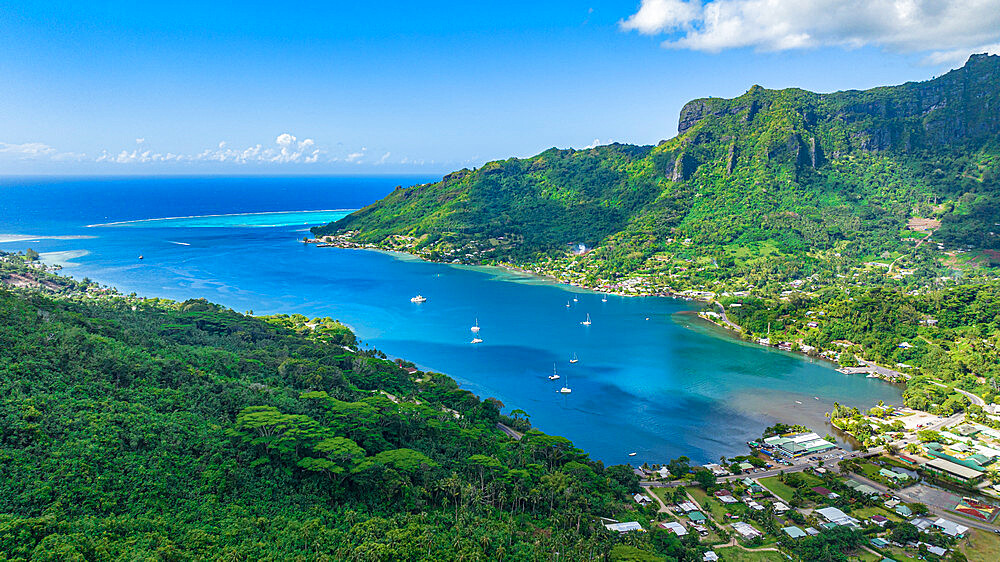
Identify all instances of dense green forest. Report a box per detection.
[313,54,1000,284]
[1,257,728,560]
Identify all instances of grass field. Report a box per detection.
[758,477,796,503]
[850,505,903,522]
[961,528,1000,562]
[688,486,732,522]
[714,546,786,561]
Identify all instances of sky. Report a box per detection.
[2,0,1000,175]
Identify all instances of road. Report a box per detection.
[496,422,523,440]
[928,381,986,407]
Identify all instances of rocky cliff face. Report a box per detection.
[677,54,1000,156]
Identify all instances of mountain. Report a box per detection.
[314,54,1000,287]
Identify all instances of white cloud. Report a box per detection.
[136,138,145,144]
[345,151,365,163]
[275,133,296,146]
[377,152,391,164]
[619,0,1000,63]
[0,141,57,158]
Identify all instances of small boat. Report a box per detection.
[559,371,572,393]
[572,297,578,303]
[628,452,637,457]
[138,255,144,260]
[548,363,560,380]
[471,318,480,333]
[795,400,802,404]
[602,294,608,302]
[580,313,591,326]
[410,294,427,303]
[569,353,579,364]
[565,300,571,308]
[471,337,483,344]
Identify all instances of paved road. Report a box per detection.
[928,381,986,407]
[496,422,523,440]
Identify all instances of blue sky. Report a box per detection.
[2,0,999,174]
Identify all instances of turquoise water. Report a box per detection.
[0,176,903,464]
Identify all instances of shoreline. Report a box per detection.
[305,235,701,300]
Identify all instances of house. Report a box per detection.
[633,493,653,505]
[605,521,644,533]
[884,499,900,509]
[804,527,819,536]
[878,468,909,481]
[782,526,807,539]
[745,500,765,511]
[703,463,730,476]
[772,501,790,514]
[815,506,861,528]
[687,511,707,522]
[869,515,889,527]
[870,537,890,549]
[738,461,755,472]
[811,486,833,497]
[894,504,913,518]
[703,552,719,562]
[924,544,947,557]
[676,501,699,512]
[844,479,880,496]
[911,517,934,531]
[732,522,762,539]
[659,521,687,536]
[932,518,969,538]
[714,490,738,504]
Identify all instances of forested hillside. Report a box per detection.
[314,54,1000,283]
[0,263,667,560]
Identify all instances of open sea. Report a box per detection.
[0,176,903,464]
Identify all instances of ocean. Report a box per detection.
[0,175,902,464]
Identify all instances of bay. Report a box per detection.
[0,176,902,464]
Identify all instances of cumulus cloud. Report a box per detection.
[619,0,1000,63]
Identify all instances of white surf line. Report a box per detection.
[85,209,356,228]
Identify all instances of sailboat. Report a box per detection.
[601,294,608,302]
[470,318,480,333]
[572,296,578,303]
[471,336,483,344]
[569,353,579,364]
[580,313,591,326]
[559,372,572,394]
[565,300,571,308]
[548,363,560,380]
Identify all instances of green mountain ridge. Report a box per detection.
[313,54,1000,285]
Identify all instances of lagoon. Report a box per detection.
[0,176,903,464]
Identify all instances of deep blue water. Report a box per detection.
[0,176,903,464]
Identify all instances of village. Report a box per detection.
[600,425,1000,561]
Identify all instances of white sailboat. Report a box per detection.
[602,294,608,302]
[569,353,578,364]
[410,294,427,303]
[565,300,571,308]
[572,296,578,302]
[580,313,591,326]
[471,336,483,344]
[470,318,480,333]
[548,363,560,380]
[559,372,572,394]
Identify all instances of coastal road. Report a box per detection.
[928,381,986,408]
[639,449,880,488]
[496,422,523,440]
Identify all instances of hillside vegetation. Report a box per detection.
[0,259,662,560]
[314,54,1000,286]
